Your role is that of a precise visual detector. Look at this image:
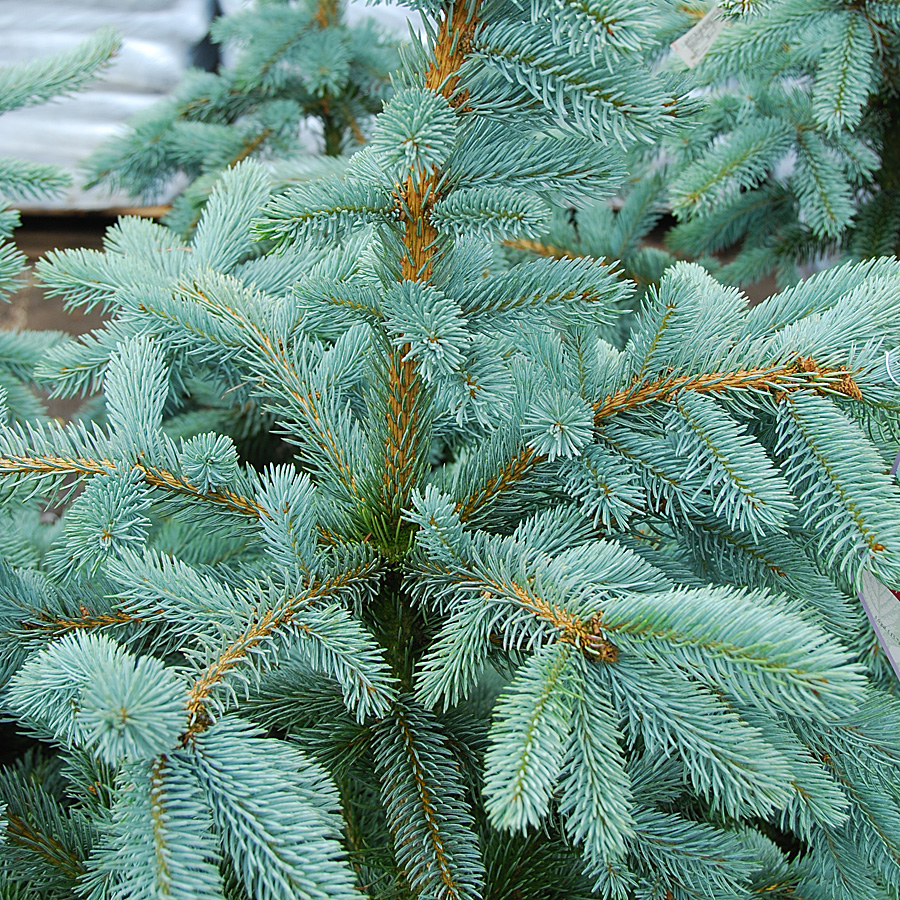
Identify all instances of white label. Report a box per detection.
[671,6,728,69]
[858,569,900,682]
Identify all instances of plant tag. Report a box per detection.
[858,569,900,682]
[671,6,728,69]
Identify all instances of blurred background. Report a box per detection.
[0,0,417,210]
[0,0,419,350]
[0,0,777,347]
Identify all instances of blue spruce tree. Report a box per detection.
[2,2,900,899]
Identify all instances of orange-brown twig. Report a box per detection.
[593,359,863,424]
[383,0,481,523]
[182,561,378,740]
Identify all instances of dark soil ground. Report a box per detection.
[6,214,119,419]
[6,213,112,334]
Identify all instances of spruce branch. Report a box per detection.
[80,755,224,900]
[0,157,70,201]
[3,810,87,881]
[558,654,634,870]
[0,767,91,890]
[0,27,120,115]
[149,274,369,514]
[483,641,577,831]
[190,717,359,900]
[374,701,485,900]
[454,444,541,521]
[182,557,386,738]
[18,606,137,636]
[452,358,866,524]
[593,360,865,422]
[0,448,266,519]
